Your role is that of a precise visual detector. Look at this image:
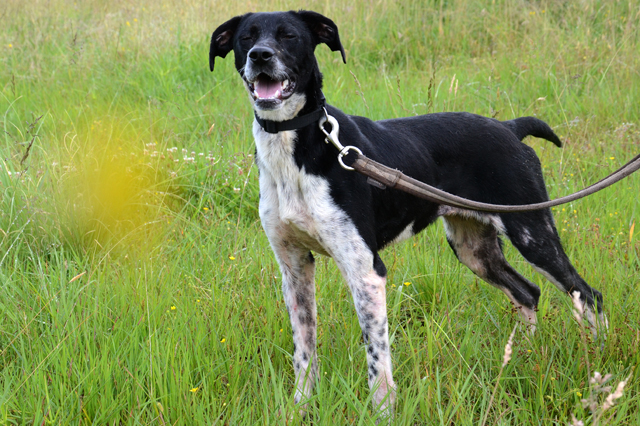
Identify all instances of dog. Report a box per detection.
[209,10,606,416]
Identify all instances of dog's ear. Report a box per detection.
[209,15,246,72]
[296,11,346,64]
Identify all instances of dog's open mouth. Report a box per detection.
[246,74,294,102]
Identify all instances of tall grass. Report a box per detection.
[1,0,638,424]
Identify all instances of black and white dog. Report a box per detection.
[210,10,606,416]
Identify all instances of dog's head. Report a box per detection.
[210,11,345,120]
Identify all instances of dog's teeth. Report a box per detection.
[282,80,289,89]
[275,90,281,98]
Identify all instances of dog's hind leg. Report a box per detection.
[442,213,541,329]
[501,210,607,335]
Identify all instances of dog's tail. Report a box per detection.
[502,117,562,147]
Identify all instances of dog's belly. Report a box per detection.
[283,220,330,256]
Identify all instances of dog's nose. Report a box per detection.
[248,46,274,64]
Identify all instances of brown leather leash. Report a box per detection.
[319,110,640,213]
[351,152,640,213]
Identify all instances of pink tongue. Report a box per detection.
[255,78,281,99]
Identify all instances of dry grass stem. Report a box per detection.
[502,326,516,367]
[481,324,518,426]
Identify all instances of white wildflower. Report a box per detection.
[601,376,629,411]
[502,326,516,367]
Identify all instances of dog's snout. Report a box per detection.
[249,46,275,64]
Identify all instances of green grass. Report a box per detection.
[1,0,639,424]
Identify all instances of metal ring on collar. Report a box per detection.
[319,109,343,151]
[319,109,362,170]
[338,146,363,170]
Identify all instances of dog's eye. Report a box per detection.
[281,34,296,40]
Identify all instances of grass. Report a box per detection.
[1,0,639,424]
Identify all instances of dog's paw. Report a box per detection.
[278,403,308,424]
[585,306,609,340]
[571,291,608,340]
[373,409,394,426]
[515,305,537,337]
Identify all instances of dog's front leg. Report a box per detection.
[334,250,396,417]
[354,268,396,417]
[269,237,318,406]
[282,248,318,405]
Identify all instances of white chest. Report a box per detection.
[254,124,339,255]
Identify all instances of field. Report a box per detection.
[1,0,639,424]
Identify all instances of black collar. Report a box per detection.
[254,107,325,134]
[254,93,327,134]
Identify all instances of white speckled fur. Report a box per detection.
[255,123,395,411]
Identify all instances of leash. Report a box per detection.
[318,109,640,213]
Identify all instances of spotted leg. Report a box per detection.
[271,241,318,406]
[328,242,396,415]
[260,212,318,407]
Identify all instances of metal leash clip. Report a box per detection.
[319,108,362,171]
